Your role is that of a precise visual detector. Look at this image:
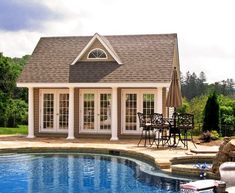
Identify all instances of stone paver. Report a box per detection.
[0,135,218,170]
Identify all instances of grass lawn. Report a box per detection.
[0,125,28,135]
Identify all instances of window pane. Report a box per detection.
[59,94,69,130]
[125,94,137,131]
[88,49,107,59]
[43,94,54,129]
[83,93,95,130]
[99,94,111,130]
[143,94,154,120]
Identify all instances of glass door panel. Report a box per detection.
[122,90,156,134]
[59,93,69,130]
[83,93,95,130]
[125,94,137,131]
[42,93,54,129]
[143,94,154,122]
[99,94,111,131]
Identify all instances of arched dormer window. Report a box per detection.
[87,48,107,59]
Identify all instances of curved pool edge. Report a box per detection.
[0,146,158,167]
[0,146,217,179]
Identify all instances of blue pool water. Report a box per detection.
[0,153,187,193]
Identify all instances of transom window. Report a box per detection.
[87,48,107,59]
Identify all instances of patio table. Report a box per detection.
[164,117,186,148]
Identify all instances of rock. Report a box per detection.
[223,142,235,154]
[212,138,235,176]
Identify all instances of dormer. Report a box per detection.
[71,33,122,65]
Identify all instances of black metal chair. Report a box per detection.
[150,113,170,148]
[137,112,153,146]
[177,113,197,149]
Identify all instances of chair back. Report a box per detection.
[137,112,146,127]
[151,113,164,128]
[177,113,194,130]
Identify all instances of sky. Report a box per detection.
[0,0,234,83]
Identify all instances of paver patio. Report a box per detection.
[0,135,219,171]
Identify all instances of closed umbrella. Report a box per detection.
[166,67,182,146]
[166,67,182,110]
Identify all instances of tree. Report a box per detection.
[181,71,207,100]
[0,53,29,127]
[202,92,220,132]
[0,54,17,96]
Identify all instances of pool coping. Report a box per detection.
[0,145,217,178]
[0,146,159,169]
[0,135,221,178]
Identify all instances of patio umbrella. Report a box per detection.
[166,67,182,110]
[166,67,182,146]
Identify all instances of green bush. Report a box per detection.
[202,92,220,132]
[210,130,220,140]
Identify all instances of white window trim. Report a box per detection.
[121,89,157,135]
[87,48,108,60]
[39,89,69,133]
[79,89,112,134]
[71,33,122,65]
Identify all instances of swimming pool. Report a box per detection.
[0,153,189,193]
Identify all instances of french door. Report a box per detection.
[40,89,69,133]
[122,89,157,134]
[80,89,112,133]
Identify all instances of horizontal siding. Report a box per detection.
[34,88,39,136]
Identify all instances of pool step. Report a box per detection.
[155,159,171,169]
[171,164,218,179]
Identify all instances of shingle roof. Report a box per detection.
[17,34,178,83]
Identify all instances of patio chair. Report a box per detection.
[150,113,170,148]
[137,112,152,146]
[177,113,197,149]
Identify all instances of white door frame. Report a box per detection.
[39,89,69,133]
[79,89,112,134]
[121,89,157,134]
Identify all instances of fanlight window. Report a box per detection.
[88,48,107,59]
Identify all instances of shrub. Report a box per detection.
[210,130,220,140]
[202,92,220,132]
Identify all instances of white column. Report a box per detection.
[67,87,75,139]
[110,87,118,140]
[157,87,163,114]
[27,87,35,138]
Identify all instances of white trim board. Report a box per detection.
[17,82,170,88]
[71,33,122,65]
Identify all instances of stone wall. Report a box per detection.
[212,137,235,176]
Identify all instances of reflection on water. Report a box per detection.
[0,154,184,193]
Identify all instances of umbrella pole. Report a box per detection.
[173,107,176,145]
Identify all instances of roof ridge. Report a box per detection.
[39,33,177,39]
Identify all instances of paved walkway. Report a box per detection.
[0,135,218,170]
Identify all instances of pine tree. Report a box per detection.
[202,92,220,132]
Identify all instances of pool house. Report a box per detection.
[17,33,180,140]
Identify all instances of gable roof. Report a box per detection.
[71,33,122,64]
[17,33,178,83]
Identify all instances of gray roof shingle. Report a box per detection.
[17,34,177,83]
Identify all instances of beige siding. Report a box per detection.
[162,87,166,117]
[34,88,39,135]
[33,87,166,139]
[80,39,115,62]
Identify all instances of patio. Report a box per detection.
[0,135,219,173]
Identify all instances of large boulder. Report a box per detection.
[212,138,235,175]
